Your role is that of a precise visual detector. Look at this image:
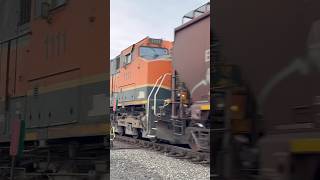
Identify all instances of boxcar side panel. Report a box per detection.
[173,13,210,103]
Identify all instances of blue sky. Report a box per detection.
[110,0,209,58]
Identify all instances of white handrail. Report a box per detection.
[153,73,171,116]
[146,75,163,136]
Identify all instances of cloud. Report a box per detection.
[110,0,209,58]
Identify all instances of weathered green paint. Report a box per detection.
[111,86,171,107]
[0,80,109,142]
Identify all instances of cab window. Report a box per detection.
[140,47,168,60]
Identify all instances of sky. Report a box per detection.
[110,0,209,59]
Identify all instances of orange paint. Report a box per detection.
[0,0,109,99]
[111,37,173,94]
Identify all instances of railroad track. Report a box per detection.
[112,135,210,166]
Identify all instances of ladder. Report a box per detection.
[146,73,171,137]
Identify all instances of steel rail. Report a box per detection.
[113,135,210,166]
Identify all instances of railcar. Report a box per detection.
[213,0,320,179]
[164,2,210,151]
[0,0,109,177]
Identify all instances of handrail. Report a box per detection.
[146,75,163,136]
[110,127,115,141]
[153,73,171,116]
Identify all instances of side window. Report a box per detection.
[34,0,41,17]
[116,57,120,70]
[34,0,67,18]
[19,0,31,25]
[125,53,132,64]
[51,0,67,9]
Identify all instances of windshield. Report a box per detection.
[140,47,169,59]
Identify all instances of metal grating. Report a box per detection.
[182,1,210,24]
[33,87,39,97]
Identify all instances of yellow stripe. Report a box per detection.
[200,104,210,110]
[118,100,148,106]
[25,123,110,141]
[27,73,108,95]
[291,138,320,153]
[25,132,38,141]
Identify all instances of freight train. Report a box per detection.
[110,2,210,152]
[0,0,109,178]
[213,0,320,179]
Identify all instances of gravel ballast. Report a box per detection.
[110,141,210,180]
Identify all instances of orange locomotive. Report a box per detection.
[110,37,172,139]
[0,0,108,176]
